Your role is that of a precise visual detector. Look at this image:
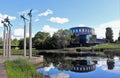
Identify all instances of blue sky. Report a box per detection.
[0,0,120,39]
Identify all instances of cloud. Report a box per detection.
[49,17,69,24]
[12,28,34,39]
[12,28,24,39]
[35,18,39,22]
[41,25,58,36]
[38,9,53,17]
[0,13,16,27]
[78,24,86,27]
[44,63,54,72]
[95,20,120,40]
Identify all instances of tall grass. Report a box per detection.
[5,59,43,78]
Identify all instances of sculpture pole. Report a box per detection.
[1,20,7,57]
[28,9,33,59]
[8,26,11,58]
[29,16,32,58]
[3,25,6,57]
[4,17,12,58]
[20,15,28,57]
[24,21,26,57]
[6,28,8,57]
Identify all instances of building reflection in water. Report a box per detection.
[43,55,97,73]
[72,59,96,72]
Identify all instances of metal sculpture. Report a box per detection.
[20,14,28,57]
[27,9,33,58]
[1,16,12,58]
[20,9,33,58]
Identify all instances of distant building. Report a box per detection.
[70,27,106,46]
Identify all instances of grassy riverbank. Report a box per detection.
[76,43,120,52]
[0,49,39,56]
[4,59,43,78]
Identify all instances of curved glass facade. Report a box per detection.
[70,27,95,35]
[70,27,96,46]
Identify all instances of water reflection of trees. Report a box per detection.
[107,59,115,70]
[43,54,96,72]
[44,54,74,71]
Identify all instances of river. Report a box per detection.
[37,52,120,78]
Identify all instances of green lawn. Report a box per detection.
[92,43,120,49]
[0,49,39,56]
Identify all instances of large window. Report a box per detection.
[79,29,81,32]
[73,29,75,32]
[76,29,78,32]
[82,29,84,32]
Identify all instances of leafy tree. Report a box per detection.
[118,31,120,43]
[89,35,96,43]
[70,34,80,47]
[33,31,50,49]
[0,38,3,49]
[0,38,3,45]
[53,29,73,48]
[11,38,19,46]
[105,27,113,43]
[44,35,60,49]
[19,38,29,49]
[118,36,120,41]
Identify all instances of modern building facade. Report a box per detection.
[70,27,97,46]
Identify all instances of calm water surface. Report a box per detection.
[37,53,120,78]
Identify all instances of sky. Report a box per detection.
[0,0,120,40]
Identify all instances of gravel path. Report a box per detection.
[0,63,7,78]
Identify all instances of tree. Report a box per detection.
[11,38,19,46]
[0,38,3,49]
[33,31,50,49]
[19,38,29,49]
[118,36,120,43]
[89,35,96,43]
[105,27,113,43]
[0,38,3,45]
[44,35,60,49]
[53,29,73,48]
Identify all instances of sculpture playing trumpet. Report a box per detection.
[20,9,33,58]
[1,17,12,58]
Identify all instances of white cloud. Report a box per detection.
[49,17,69,24]
[42,25,58,36]
[35,18,39,22]
[12,28,34,40]
[12,28,24,39]
[78,24,86,27]
[95,20,120,40]
[44,63,54,72]
[38,9,53,17]
[0,13,16,27]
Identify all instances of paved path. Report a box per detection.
[0,63,7,78]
